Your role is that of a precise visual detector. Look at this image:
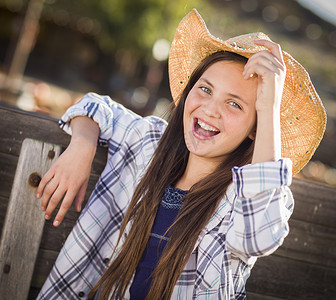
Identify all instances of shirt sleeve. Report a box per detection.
[58,92,143,146]
[226,158,294,264]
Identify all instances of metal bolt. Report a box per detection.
[48,150,55,159]
[28,173,41,187]
[3,264,10,274]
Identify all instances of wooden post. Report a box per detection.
[2,0,45,93]
[0,138,60,300]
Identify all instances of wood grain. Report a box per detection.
[0,139,61,300]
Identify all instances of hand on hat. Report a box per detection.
[244,39,286,165]
[242,39,286,114]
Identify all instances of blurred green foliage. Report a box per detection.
[42,0,210,58]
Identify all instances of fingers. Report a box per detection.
[253,39,285,65]
[37,169,54,199]
[243,42,286,80]
[38,169,79,226]
[247,51,284,73]
[243,64,274,80]
[53,180,88,226]
[44,184,66,221]
[244,39,286,113]
[74,180,88,212]
[53,189,77,226]
[40,176,59,212]
[243,55,283,80]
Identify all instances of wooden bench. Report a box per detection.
[0,106,335,300]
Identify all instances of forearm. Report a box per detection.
[227,159,293,263]
[69,116,99,160]
[59,93,143,146]
[227,186,292,261]
[251,108,281,164]
[243,39,285,165]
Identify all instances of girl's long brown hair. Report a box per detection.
[89,51,254,299]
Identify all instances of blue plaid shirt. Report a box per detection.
[37,93,294,299]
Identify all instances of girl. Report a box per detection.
[36,9,326,300]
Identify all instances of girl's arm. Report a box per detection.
[242,39,286,164]
[36,93,165,226]
[37,116,99,226]
[226,159,294,264]
[227,42,291,263]
[58,92,143,147]
[37,93,141,226]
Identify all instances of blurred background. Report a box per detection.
[0,0,335,185]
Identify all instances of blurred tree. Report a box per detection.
[31,0,212,99]
[3,0,44,92]
[43,0,210,58]
[0,0,211,107]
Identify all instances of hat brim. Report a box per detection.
[168,9,327,175]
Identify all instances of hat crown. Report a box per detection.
[225,32,270,52]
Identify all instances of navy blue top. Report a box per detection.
[129,185,188,299]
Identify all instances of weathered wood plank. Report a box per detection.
[291,177,336,228]
[278,218,336,267]
[30,249,59,290]
[247,292,286,300]
[0,107,69,156]
[0,106,107,175]
[0,152,17,199]
[27,288,40,300]
[28,249,59,300]
[0,139,61,300]
[246,254,336,300]
[0,195,8,238]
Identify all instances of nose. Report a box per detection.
[202,99,220,118]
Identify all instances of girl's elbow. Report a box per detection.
[256,222,290,257]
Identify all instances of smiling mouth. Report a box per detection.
[193,118,220,140]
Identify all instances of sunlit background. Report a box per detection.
[0,0,335,185]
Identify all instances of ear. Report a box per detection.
[248,127,256,141]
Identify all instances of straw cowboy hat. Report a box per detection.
[168,9,327,175]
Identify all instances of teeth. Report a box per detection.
[197,120,218,132]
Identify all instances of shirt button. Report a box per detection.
[78,291,85,297]
[103,258,110,264]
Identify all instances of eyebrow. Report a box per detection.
[199,78,248,105]
[227,93,247,105]
[199,78,214,88]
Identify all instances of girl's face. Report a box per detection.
[183,60,258,164]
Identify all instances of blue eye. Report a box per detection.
[229,101,242,110]
[200,86,211,95]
